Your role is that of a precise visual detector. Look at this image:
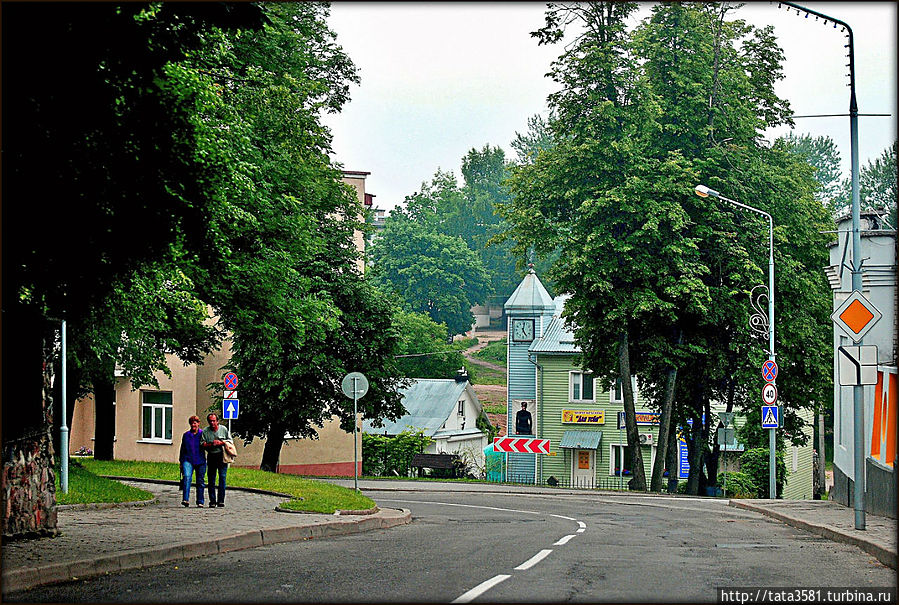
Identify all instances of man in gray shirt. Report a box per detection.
[201,413,232,507]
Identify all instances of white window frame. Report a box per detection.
[140,391,173,443]
[610,376,639,404]
[569,371,595,403]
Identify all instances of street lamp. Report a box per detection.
[695,184,777,499]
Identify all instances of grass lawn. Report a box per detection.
[474,338,507,365]
[482,403,507,415]
[56,461,154,505]
[81,458,375,514]
[465,361,506,386]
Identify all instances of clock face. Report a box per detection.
[512,319,535,342]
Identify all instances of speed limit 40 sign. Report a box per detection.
[762,382,778,405]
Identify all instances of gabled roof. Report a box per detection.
[504,268,555,313]
[361,379,470,437]
[529,315,580,354]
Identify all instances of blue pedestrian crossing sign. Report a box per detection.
[761,405,779,429]
[223,398,239,420]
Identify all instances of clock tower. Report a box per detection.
[503,266,556,483]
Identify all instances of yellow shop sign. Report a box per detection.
[561,409,605,425]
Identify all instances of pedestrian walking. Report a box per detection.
[201,413,232,508]
[179,415,206,508]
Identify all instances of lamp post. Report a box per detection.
[777,0,866,531]
[695,185,777,499]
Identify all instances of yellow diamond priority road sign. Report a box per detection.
[831,291,882,343]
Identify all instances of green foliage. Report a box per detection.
[474,338,508,365]
[740,448,787,499]
[476,411,499,443]
[718,471,758,499]
[361,430,432,477]
[369,215,492,336]
[500,2,832,492]
[780,133,844,213]
[393,310,466,379]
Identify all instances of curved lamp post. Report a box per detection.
[695,185,777,499]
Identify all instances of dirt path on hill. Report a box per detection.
[462,330,508,436]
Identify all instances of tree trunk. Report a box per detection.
[666,418,679,493]
[92,366,116,460]
[260,430,285,473]
[619,329,646,491]
[650,361,679,492]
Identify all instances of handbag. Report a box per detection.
[222,440,237,464]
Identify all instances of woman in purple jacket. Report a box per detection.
[179,415,206,507]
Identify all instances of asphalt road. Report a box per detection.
[8,490,895,603]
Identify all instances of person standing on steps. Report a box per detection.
[201,413,232,508]
[179,415,206,508]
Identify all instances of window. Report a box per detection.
[141,391,173,442]
[569,371,595,402]
[611,376,639,404]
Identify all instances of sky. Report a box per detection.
[322,2,897,213]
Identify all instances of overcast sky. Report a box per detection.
[322,2,897,212]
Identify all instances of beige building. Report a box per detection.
[69,171,374,476]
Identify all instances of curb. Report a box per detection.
[728,500,897,569]
[1,508,412,594]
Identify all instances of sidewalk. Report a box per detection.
[729,499,896,569]
[1,480,411,595]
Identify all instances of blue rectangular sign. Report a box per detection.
[761,405,778,429]
[223,398,239,420]
[678,439,690,478]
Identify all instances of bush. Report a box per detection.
[362,430,432,477]
[718,471,758,498]
[740,448,787,498]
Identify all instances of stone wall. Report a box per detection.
[2,428,58,538]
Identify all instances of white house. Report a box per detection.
[363,376,488,473]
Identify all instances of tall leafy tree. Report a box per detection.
[369,215,491,337]
[780,133,844,214]
[392,310,467,379]
[501,2,831,493]
[173,2,405,471]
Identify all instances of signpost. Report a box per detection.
[341,372,369,492]
[760,360,779,498]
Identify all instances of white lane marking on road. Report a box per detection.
[576,528,585,533]
[515,549,553,571]
[380,498,542,516]
[452,574,511,604]
[577,521,586,529]
[551,514,577,521]
[554,534,576,546]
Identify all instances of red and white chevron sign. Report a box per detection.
[493,437,550,454]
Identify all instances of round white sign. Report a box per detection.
[341,372,369,399]
[762,382,778,405]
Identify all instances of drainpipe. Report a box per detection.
[528,353,543,483]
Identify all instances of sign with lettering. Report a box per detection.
[617,411,661,429]
[562,409,605,424]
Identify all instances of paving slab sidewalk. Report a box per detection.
[730,499,896,569]
[1,480,410,594]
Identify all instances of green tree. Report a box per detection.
[501,2,831,494]
[369,216,492,336]
[393,310,466,379]
[511,113,556,165]
[857,141,897,227]
[780,133,844,212]
[2,1,267,472]
[174,2,405,472]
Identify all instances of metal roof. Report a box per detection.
[362,379,468,437]
[504,268,555,312]
[559,430,603,449]
[528,316,580,354]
